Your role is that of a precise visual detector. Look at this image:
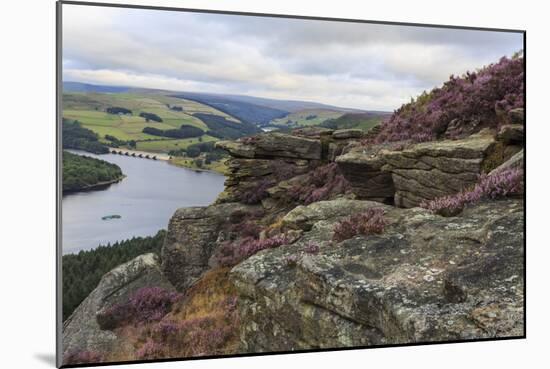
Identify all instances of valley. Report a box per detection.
[62,83,388,173]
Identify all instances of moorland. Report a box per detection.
[62,54,524,365]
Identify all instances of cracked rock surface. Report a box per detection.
[230,198,524,352]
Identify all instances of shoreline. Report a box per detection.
[168,157,228,175]
[62,174,126,195]
[71,147,228,175]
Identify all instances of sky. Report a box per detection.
[62,4,523,111]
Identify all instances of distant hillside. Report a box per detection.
[193,113,260,139]
[172,92,288,126]
[63,82,131,94]
[270,109,346,128]
[63,82,373,125]
[217,94,364,113]
[319,112,390,131]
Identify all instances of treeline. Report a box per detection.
[106,107,132,115]
[168,105,183,112]
[169,141,226,163]
[62,119,110,154]
[139,112,163,122]
[142,125,204,139]
[63,151,123,192]
[104,134,136,149]
[193,113,260,140]
[62,230,166,321]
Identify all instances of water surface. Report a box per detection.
[62,150,225,254]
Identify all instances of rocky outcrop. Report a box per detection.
[62,254,174,359]
[216,133,323,204]
[216,133,322,160]
[161,202,260,291]
[230,198,524,352]
[217,157,317,204]
[337,131,522,208]
[336,148,395,203]
[380,132,499,207]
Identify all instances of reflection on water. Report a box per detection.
[62,150,225,254]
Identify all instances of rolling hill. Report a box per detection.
[318,112,391,131]
[63,82,384,128]
[171,92,289,126]
[62,82,390,172]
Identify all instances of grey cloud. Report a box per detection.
[62,4,522,110]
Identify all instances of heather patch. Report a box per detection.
[372,56,524,144]
[333,208,389,242]
[214,234,293,267]
[421,167,523,216]
[64,351,105,365]
[97,287,181,330]
[288,163,351,204]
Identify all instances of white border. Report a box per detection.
[1,1,546,368]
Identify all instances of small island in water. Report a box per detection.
[101,215,121,220]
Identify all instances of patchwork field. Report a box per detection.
[62,92,239,145]
[61,91,382,174]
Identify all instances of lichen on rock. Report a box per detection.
[230,198,524,351]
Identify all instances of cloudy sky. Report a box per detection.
[62,4,523,111]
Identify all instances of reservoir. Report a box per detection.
[62,150,225,254]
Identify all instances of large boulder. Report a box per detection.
[380,132,510,207]
[230,198,524,352]
[62,253,174,360]
[161,202,259,291]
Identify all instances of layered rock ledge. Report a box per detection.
[338,131,522,207]
[381,132,497,207]
[216,133,323,204]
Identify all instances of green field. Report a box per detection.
[62,92,238,144]
[170,156,228,174]
[319,112,385,131]
[62,92,241,173]
[270,109,345,127]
